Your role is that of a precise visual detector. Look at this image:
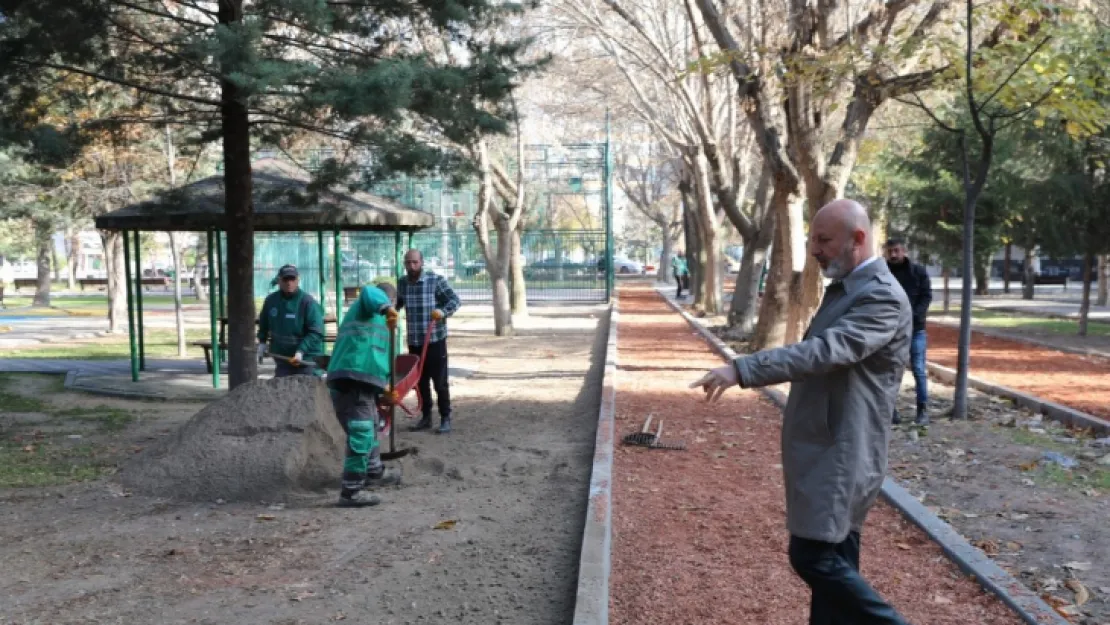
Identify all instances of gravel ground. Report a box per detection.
[610,285,1024,625]
[0,304,606,625]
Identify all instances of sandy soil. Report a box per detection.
[611,285,1025,625]
[0,304,605,625]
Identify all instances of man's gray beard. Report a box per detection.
[821,245,856,280]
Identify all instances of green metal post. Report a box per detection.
[604,110,615,301]
[207,231,220,389]
[317,231,326,317]
[333,230,342,320]
[133,231,146,371]
[216,231,226,318]
[121,231,139,382]
[395,230,403,348]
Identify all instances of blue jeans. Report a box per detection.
[910,330,928,407]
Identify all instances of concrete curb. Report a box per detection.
[653,286,1069,625]
[572,296,618,625]
[63,373,170,402]
[926,362,1110,435]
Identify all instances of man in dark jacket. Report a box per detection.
[885,237,932,425]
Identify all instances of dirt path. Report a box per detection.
[887,378,1110,624]
[610,285,1023,625]
[0,305,605,625]
[927,323,1110,419]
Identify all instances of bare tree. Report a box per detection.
[614,135,682,284]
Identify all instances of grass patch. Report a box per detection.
[3,328,211,360]
[53,406,136,431]
[0,440,114,488]
[0,389,49,413]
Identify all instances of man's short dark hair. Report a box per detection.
[885,237,906,248]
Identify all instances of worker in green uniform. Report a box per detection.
[672,251,690,299]
[327,282,402,507]
[257,264,325,377]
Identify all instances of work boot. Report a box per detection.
[914,405,930,426]
[337,489,381,508]
[436,416,452,434]
[892,409,902,425]
[364,466,402,488]
[409,415,432,432]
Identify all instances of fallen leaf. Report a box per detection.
[434,519,457,530]
[896,543,912,551]
[1019,461,1038,471]
[1022,478,1036,487]
[1065,579,1090,606]
[973,539,1000,556]
[290,591,315,602]
[256,514,277,521]
[1054,604,1080,618]
[933,594,953,604]
[22,445,34,453]
[1064,561,1092,572]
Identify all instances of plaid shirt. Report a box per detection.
[397,270,461,347]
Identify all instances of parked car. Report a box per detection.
[612,256,644,275]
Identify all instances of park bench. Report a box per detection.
[194,314,338,373]
[1024,274,1069,288]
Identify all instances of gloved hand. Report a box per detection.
[257,343,267,363]
[291,351,304,366]
[431,309,444,322]
[385,307,399,330]
[382,390,400,405]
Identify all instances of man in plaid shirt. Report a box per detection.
[397,249,462,434]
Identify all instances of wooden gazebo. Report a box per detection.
[95,158,435,388]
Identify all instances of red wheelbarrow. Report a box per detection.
[305,318,436,460]
[375,318,437,459]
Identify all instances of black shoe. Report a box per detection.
[892,409,902,425]
[337,490,381,508]
[436,417,452,434]
[409,416,432,432]
[914,405,930,426]
[363,466,402,488]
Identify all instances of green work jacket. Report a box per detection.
[326,285,392,390]
[257,289,324,358]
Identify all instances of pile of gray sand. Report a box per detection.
[122,375,346,502]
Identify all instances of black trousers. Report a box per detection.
[788,532,908,625]
[410,338,451,420]
[674,272,688,297]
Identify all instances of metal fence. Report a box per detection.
[245,229,608,304]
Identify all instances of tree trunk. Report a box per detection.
[1022,246,1036,300]
[1078,252,1094,337]
[750,181,802,350]
[1002,242,1012,294]
[473,139,512,336]
[220,0,256,389]
[682,186,703,305]
[509,223,527,318]
[100,230,127,333]
[658,232,674,285]
[974,253,989,296]
[942,266,951,314]
[169,232,187,357]
[51,240,60,283]
[691,154,722,314]
[726,170,775,337]
[67,228,79,290]
[193,237,209,302]
[1097,254,1108,307]
[33,218,52,307]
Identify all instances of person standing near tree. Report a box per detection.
[257,264,324,377]
[691,200,912,625]
[885,237,933,425]
[672,250,690,298]
[397,249,461,434]
[326,282,403,508]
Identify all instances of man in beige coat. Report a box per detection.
[692,199,911,624]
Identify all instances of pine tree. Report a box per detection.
[0,0,535,387]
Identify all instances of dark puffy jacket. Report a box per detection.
[888,260,932,333]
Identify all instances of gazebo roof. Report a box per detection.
[94,158,436,232]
